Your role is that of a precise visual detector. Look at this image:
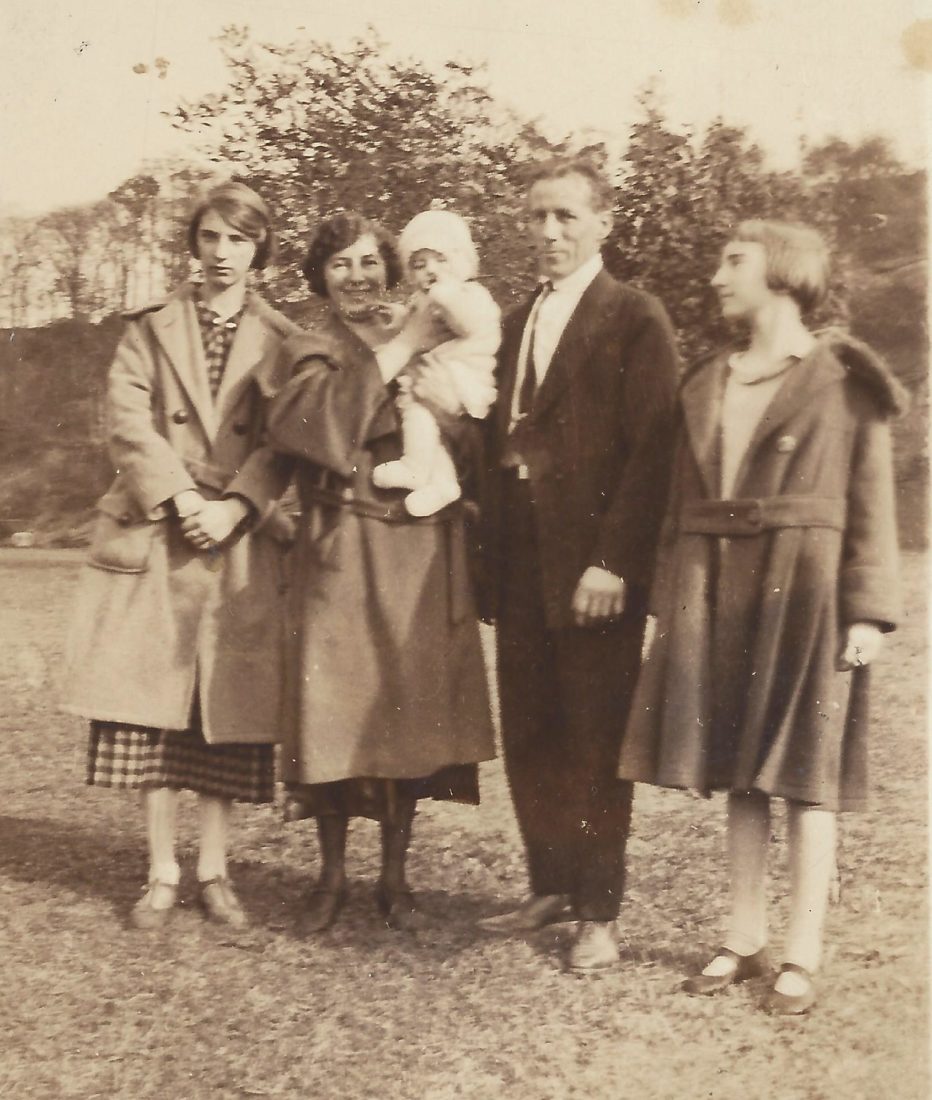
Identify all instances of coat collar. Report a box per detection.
[499,269,618,438]
[529,268,618,419]
[680,342,849,497]
[148,283,275,440]
[148,284,217,439]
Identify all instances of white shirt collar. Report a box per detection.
[541,253,603,295]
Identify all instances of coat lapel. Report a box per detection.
[682,345,849,498]
[214,299,269,425]
[680,354,728,497]
[149,290,218,440]
[729,346,847,493]
[526,270,615,421]
[495,296,536,441]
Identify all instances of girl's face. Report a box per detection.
[408,248,453,291]
[323,233,388,321]
[196,209,257,294]
[710,240,775,321]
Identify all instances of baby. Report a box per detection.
[372,209,500,517]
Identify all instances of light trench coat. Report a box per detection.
[61,283,299,743]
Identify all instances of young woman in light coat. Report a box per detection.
[619,221,904,1014]
[62,182,298,930]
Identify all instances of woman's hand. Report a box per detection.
[836,621,885,671]
[173,488,206,519]
[181,498,251,551]
[411,360,462,417]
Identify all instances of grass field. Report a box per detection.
[0,551,926,1100]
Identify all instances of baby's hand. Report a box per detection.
[425,278,461,314]
[371,302,407,335]
[402,293,450,352]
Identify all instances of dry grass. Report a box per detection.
[0,551,926,1100]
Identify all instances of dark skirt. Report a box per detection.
[87,721,275,804]
[283,764,480,823]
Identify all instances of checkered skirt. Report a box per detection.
[87,721,275,803]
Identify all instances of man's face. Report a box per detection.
[195,209,257,294]
[526,173,612,280]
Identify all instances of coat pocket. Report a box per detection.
[87,498,159,574]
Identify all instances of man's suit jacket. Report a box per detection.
[481,268,679,629]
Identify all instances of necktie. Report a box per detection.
[517,281,552,417]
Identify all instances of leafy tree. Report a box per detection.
[171,26,552,309]
[38,202,114,320]
[609,88,841,360]
[108,174,160,307]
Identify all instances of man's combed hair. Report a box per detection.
[733,219,830,314]
[187,181,275,270]
[301,212,402,297]
[526,157,616,213]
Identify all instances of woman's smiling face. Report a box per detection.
[323,233,388,321]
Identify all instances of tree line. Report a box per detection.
[0,27,922,362]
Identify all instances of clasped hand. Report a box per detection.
[174,490,249,552]
[571,566,626,627]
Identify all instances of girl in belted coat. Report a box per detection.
[618,220,905,1014]
[61,183,298,930]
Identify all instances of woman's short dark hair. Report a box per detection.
[187,181,275,270]
[732,219,830,314]
[301,212,402,297]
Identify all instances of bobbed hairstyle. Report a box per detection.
[525,156,616,214]
[731,219,830,314]
[301,212,403,298]
[187,181,275,270]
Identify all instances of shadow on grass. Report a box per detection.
[0,813,143,904]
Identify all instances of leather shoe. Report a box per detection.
[198,877,250,929]
[567,921,620,972]
[477,894,572,934]
[682,946,772,995]
[375,882,425,931]
[129,880,178,931]
[299,885,347,934]
[762,963,817,1016]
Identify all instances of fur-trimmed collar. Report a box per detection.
[683,329,909,418]
[816,328,909,417]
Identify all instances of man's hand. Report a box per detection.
[836,621,885,671]
[181,498,250,551]
[571,566,626,627]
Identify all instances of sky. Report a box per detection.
[0,0,928,215]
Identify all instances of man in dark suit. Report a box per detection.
[477,157,679,971]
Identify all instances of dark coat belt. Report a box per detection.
[677,496,846,537]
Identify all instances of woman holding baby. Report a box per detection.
[262,210,496,933]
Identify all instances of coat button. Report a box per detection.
[232,422,248,435]
[172,410,189,425]
[776,434,797,453]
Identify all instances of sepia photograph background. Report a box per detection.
[0,1,927,1097]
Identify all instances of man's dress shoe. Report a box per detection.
[477,894,572,934]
